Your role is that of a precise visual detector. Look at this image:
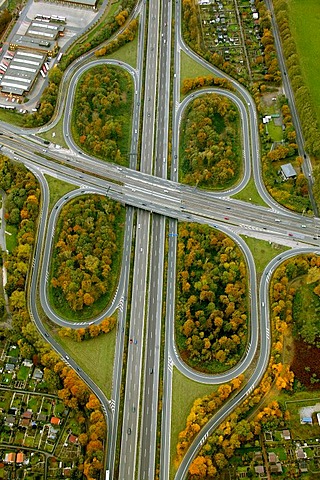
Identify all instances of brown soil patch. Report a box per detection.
[291,339,320,390]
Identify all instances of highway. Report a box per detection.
[0,0,319,479]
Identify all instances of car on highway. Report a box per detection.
[288,233,293,237]
[127,428,131,435]
[134,340,137,344]
[149,368,153,374]
[224,216,229,220]
[65,355,69,360]
[130,339,133,344]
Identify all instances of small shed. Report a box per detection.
[301,416,312,425]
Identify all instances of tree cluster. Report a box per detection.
[292,255,320,346]
[58,316,116,342]
[182,255,317,477]
[23,68,62,127]
[273,0,320,159]
[176,223,248,372]
[260,101,311,213]
[186,400,287,479]
[0,158,108,479]
[0,9,12,37]
[50,195,124,312]
[176,375,244,463]
[0,158,40,305]
[181,93,240,189]
[59,0,137,71]
[181,76,234,95]
[181,0,202,52]
[95,18,138,57]
[72,65,132,161]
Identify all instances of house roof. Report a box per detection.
[22,411,32,419]
[16,452,24,463]
[20,418,31,427]
[5,363,15,371]
[32,368,43,379]
[281,163,296,179]
[5,452,16,463]
[297,448,306,459]
[268,452,278,463]
[37,413,47,422]
[282,429,291,439]
[68,434,78,444]
[50,417,61,425]
[255,465,264,474]
[5,415,16,425]
[270,464,282,473]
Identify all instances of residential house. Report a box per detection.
[268,452,279,463]
[5,415,16,427]
[51,417,61,426]
[5,363,15,372]
[282,429,291,440]
[48,426,58,441]
[299,460,308,473]
[270,463,283,474]
[20,417,31,427]
[22,411,32,419]
[22,359,33,368]
[4,452,16,463]
[296,448,306,460]
[68,434,78,444]
[254,465,265,476]
[16,452,24,464]
[37,413,47,422]
[32,368,43,381]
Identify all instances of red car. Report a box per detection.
[288,233,293,237]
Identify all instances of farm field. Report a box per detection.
[288,0,320,123]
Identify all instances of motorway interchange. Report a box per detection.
[1,0,320,479]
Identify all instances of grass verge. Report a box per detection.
[180,50,213,95]
[55,328,117,398]
[232,177,268,207]
[170,367,217,479]
[40,116,68,149]
[106,31,138,68]
[243,237,288,276]
[45,174,76,211]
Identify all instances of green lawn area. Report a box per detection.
[232,178,268,207]
[180,50,213,96]
[288,0,320,125]
[243,237,288,276]
[170,367,218,479]
[56,328,116,398]
[267,120,283,142]
[45,174,76,211]
[17,365,30,381]
[280,391,320,439]
[8,346,19,357]
[40,116,68,148]
[106,31,138,68]
[5,224,18,252]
